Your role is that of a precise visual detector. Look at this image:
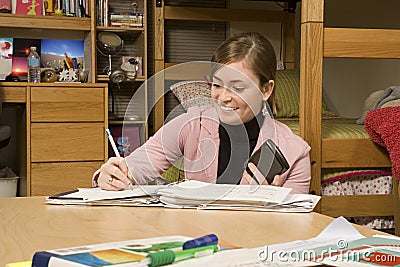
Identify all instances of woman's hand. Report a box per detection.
[243,162,280,186]
[97,157,134,190]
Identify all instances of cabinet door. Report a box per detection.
[31,123,105,162]
[31,162,102,196]
[31,87,105,122]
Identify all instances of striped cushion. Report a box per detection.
[275,69,335,118]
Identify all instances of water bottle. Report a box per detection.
[27,46,41,83]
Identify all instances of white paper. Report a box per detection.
[172,217,366,267]
[158,180,292,204]
[46,185,166,202]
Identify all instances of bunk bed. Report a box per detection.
[153,0,399,233]
[299,0,399,233]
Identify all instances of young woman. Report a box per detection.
[93,32,311,194]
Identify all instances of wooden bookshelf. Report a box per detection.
[0,13,91,30]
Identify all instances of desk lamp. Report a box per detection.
[96,32,125,119]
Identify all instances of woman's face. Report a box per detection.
[210,61,272,125]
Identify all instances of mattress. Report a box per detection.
[278,117,370,139]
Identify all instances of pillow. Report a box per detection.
[170,70,336,118]
[275,69,335,118]
[170,80,213,111]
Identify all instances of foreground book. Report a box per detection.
[32,235,233,267]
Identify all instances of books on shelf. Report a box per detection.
[15,0,43,15]
[12,0,89,17]
[46,180,320,212]
[109,12,143,28]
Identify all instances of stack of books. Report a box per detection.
[109,12,143,28]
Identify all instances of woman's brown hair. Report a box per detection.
[211,32,277,115]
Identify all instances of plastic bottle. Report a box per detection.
[27,46,41,83]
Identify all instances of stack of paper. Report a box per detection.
[157,180,321,212]
[46,180,320,212]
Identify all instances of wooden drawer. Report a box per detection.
[31,161,103,196]
[31,123,105,162]
[1,86,26,103]
[31,87,105,122]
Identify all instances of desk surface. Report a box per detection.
[0,197,387,265]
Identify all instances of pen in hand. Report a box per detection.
[105,128,134,189]
[106,128,120,158]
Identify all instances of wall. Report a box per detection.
[322,0,400,118]
[228,1,301,69]
[230,0,400,118]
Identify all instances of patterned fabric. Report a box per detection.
[322,174,394,229]
[170,80,213,110]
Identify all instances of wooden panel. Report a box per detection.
[321,195,394,217]
[301,0,324,23]
[164,63,212,80]
[300,22,323,196]
[324,28,400,58]
[0,85,26,103]
[165,6,283,22]
[394,179,400,236]
[31,87,105,122]
[322,139,391,168]
[0,13,91,30]
[31,161,102,196]
[154,0,165,62]
[153,61,165,133]
[284,11,295,69]
[31,123,105,162]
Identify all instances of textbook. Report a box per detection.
[31,235,234,267]
[32,235,190,267]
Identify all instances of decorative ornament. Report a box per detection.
[58,68,79,82]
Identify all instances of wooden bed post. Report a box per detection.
[283,5,295,70]
[393,178,399,235]
[300,0,324,205]
[153,0,165,133]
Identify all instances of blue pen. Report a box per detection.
[183,234,218,250]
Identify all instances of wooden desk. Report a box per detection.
[0,82,108,196]
[0,197,388,266]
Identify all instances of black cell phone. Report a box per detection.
[246,139,290,184]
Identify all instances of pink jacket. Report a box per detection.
[124,106,311,194]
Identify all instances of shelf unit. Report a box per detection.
[0,3,109,196]
[94,0,149,147]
